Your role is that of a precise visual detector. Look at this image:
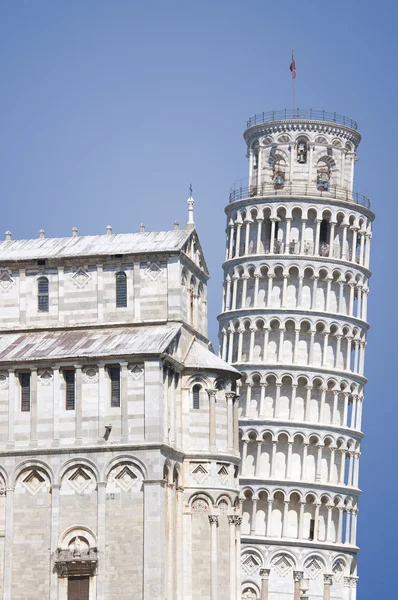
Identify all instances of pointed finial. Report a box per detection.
[39,229,45,239]
[106,225,112,236]
[140,223,145,233]
[5,231,11,241]
[186,184,195,230]
[72,227,78,237]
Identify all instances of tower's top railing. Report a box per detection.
[246,109,358,131]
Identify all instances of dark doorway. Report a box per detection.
[68,576,89,600]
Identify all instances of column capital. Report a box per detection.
[207,388,217,399]
[260,568,270,579]
[293,570,304,582]
[324,574,333,585]
[235,516,242,527]
[208,515,219,526]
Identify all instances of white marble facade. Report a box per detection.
[0,225,241,599]
[219,110,374,600]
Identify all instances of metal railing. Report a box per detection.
[246,109,358,130]
[229,181,370,209]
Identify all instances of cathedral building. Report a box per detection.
[0,216,241,599]
[218,109,374,600]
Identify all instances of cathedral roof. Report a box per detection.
[0,323,181,363]
[0,230,192,262]
[184,339,240,375]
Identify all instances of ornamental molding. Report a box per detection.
[82,366,99,383]
[244,121,360,147]
[0,269,14,293]
[38,368,53,386]
[128,364,144,380]
[145,262,162,281]
[71,267,91,289]
[0,371,8,390]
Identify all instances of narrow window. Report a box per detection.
[193,385,201,409]
[37,276,49,312]
[309,518,315,540]
[320,219,329,244]
[116,272,127,308]
[20,373,31,412]
[65,370,75,410]
[110,366,121,407]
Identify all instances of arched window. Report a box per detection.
[116,272,127,308]
[193,384,201,409]
[37,277,49,312]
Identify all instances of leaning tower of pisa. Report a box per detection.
[218,109,374,600]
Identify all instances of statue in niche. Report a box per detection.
[72,537,82,558]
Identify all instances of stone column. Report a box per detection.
[278,328,285,363]
[344,510,351,544]
[263,327,269,362]
[297,275,304,307]
[235,517,242,598]
[242,440,249,474]
[251,499,258,534]
[225,276,232,311]
[256,219,264,254]
[316,444,323,482]
[329,446,336,484]
[270,218,277,253]
[245,383,252,417]
[284,218,292,254]
[228,516,237,599]
[254,274,260,306]
[286,442,293,479]
[339,449,346,485]
[7,370,15,447]
[365,233,372,268]
[232,276,239,309]
[241,275,248,309]
[298,502,305,538]
[4,486,14,600]
[290,384,297,420]
[304,386,312,421]
[143,479,166,599]
[338,507,344,543]
[176,486,184,600]
[267,274,274,305]
[314,219,322,255]
[300,219,307,254]
[329,222,336,257]
[244,220,251,255]
[359,231,365,265]
[293,329,300,364]
[282,274,288,306]
[75,365,82,442]
[349,283,355,316]
[249,326,256,361]
[256,440,263,477]
[260,568,271,600]
[270,441,277,478]
[233,396,239,452]
[350,509,358,545]
[338,280,345,313]
[52,367,60,445]
[208,389,217,451]
[309,330,316,364]
[235,223,242,257]
[29,368,38,445]
[293,571,304,600]
[96,481,107,600]
[120,362,129,442]
[301,443,308,480]
[266,500,273,536]
[335,335,342,370]
[228,224,235,259]
[311,276,318,310]
[313,502,321,540]
[282,500,289,537]
[50,483,61,599]
[226,392,234,451]
[351,227,358,263]
[341,224,348,260]
[323,574,333,600]
[274,383,282,418]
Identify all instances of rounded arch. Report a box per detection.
[56,457,99,485]
[58,524,97,550]
[12,459,53,486]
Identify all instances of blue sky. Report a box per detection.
[0,1,395,596]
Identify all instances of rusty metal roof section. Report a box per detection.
[0,230,192,262]
[0,324,181,363]
[184,339,240,375]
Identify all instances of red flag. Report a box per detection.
[290,54,296,79]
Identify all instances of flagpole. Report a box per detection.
[292,49,295,114]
